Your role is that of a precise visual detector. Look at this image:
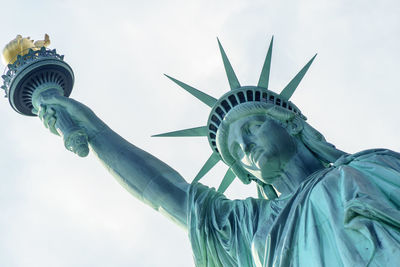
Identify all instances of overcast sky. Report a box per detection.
[1,0,400,266]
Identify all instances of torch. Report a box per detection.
[1,34,89,157]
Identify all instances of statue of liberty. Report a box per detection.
[3,35,400,266]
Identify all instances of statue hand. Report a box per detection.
[33,94,106,141]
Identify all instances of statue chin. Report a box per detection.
[258,171,282,185]
[241,161,281,185]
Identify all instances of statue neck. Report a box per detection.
[272,140,326,197]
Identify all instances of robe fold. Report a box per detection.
[188,149,400,266]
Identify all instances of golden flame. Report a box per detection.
[2,34,50,65]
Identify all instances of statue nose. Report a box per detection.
[234,132,256,154]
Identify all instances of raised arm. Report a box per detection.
[37,94,190,228]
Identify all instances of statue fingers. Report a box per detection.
[38,93,94,129]
[39,93,84,115]
[47,116,59,136]
[38,104,47,121]
[36,104,59,135]
[42,107,56,129]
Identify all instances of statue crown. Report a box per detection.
[154,37,316,193]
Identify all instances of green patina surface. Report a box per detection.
[4,37,400,266]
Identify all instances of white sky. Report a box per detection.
[1,0,400,266]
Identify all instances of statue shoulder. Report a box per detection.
[333,148,400,167]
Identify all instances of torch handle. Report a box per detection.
[53,106,89,157]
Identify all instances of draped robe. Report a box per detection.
[187,149,400,266]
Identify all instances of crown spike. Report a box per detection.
[164,74,217,108]
[192,152,220,183]
[152,126,208,137]
[279,54,317,101]
[217,168,236,193]
[257,36,274,89]
[217,38,241,90]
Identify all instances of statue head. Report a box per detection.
[216,101,345,188]
[217,102,300,185]
[155,37,346,197]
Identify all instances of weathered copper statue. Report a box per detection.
[2,35,400,266]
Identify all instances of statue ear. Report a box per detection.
[287,117,303,135]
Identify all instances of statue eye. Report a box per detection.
[248,123,261,134]
[242,123,261,135]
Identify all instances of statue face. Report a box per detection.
[227,114,297,184]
